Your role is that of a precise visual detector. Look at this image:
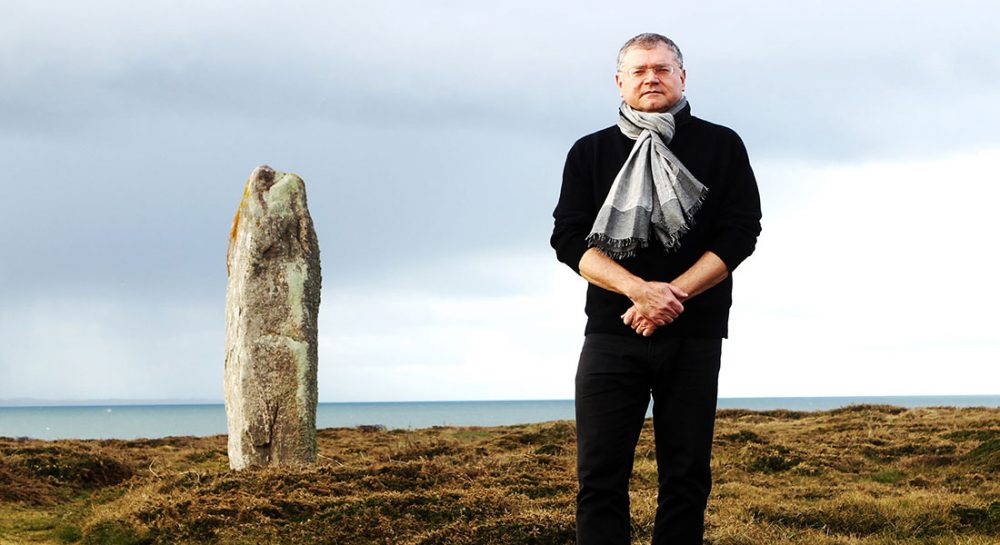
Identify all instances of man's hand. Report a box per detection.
[622,306,658,336]
[578,247,727,336]
[628,281,689,326]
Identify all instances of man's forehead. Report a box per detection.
[621,44,678,65]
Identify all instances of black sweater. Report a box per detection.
[550,103,762,339]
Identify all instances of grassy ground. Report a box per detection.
[1,404,997,545]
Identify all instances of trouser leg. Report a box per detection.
[650,337,722,545]
[575,334,651,545]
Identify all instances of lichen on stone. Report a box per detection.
[264,172,305,218]
[285,261,307,329]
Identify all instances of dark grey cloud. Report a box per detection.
[3,0,999,303]
[0,116,568,304]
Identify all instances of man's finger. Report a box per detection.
[622,307,637,326]
[634,321,653,336]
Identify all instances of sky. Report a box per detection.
[1,0,998,403]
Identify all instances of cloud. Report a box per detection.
[720,148,1000,395]
[318,250,588,401]
[0,119,567,303]
[4,1,999,156]
[0,249,588,402]
[2,1,998,402]
[0,296,223,400]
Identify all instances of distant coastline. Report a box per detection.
[2,396,998,441]
[3,394,998,408]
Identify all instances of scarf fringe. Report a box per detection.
[687,187,708,221]
[585,233,648,260]
[654,182,708,251]
[587,187,706,261]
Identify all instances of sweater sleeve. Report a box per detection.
[550,139,596,275]
[707,132,763,273]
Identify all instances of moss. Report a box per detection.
[860,442,955,462]
[942,429,1000,442]
[720,430,767,444]
[746,445,801,473]
[964,438,1000,471]
[869,469,906,483]
[81,520,151,545]
[55,524,83,543]
[184,450,219,463]
[16,513,57,531]
[285,261,307,328]
[496,422,575,449]
[533,444,567,456]
[748,453,799,473]
[281,335,312,422]
[950,501,1000,533]
[263,172,305,217]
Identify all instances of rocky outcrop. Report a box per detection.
[225,165,321,470]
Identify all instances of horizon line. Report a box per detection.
[2,393,999,409]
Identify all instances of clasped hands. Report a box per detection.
[621,281,688,337]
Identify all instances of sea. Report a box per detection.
[1,396,997,441]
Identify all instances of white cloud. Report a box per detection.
[318,252,587,401]
[722,148,1000,396]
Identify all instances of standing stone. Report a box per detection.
[225,165,321,470]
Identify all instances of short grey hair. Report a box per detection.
[616,33,684,71]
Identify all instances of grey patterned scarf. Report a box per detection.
[586,96,708,259]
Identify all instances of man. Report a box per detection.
[550,33,762,545]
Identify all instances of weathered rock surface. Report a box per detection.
[225,165,321,470]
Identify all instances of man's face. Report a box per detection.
[615,43,686,113]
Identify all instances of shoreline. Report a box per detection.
[3,397,998,442]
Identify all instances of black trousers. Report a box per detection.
[575,333,722,545]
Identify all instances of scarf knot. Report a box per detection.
[586,97,708,259]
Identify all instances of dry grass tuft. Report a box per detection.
[0,405,996,545]
[0,440,134,505]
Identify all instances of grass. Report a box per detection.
[0,404,997,544]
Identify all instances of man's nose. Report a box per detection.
[643,70,660,83]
